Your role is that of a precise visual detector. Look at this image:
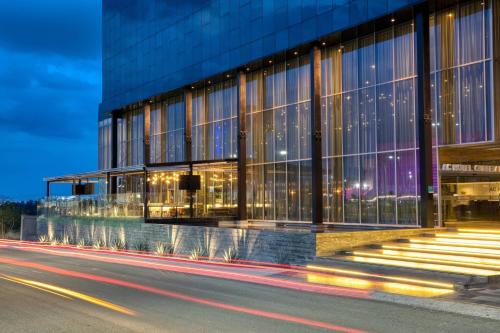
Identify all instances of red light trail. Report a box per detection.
[0,256,369,333]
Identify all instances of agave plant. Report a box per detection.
[38,234,49,243]
[76,238,87,248]
[109,239,127,251]
[222,247,239,263]
[61,234,71,245]
[134,240,150,252]
[154,242,172,256]
[93,239,106,250]
[189,246,207,261]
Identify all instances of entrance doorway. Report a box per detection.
[438,144,500,226]
[441,175,500,223]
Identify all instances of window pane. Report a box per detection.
[299,102,311,159]
[395,79,416,149]
[343,155,360,223]
[378,152,396,224]
[396,150,417,225]
[263,110,274,162]
[264,164,274,220]
[342,41,358,91]
[275,107,287,161]
[377,83,394,151]
[300,160,312,221]
[436,69,458,145]
[287,104,299,160]
[460,63,486,142]
[329,157,343,222]
[359,87,376,153]
[275,163,287,220]
[287,161,300,220]
[360,154,377,224]
[394,22,414,79]
[459,1,484,64]
[376,28,393,84]
[342,92,358,155]
[358,35,375,87]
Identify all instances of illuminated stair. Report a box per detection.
[311,228,500,289]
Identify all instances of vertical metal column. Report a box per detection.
[184,89,194,218]
[415,3,434,228]
[110,112,118,194]
[492,0,500,141]
[237,71,247,221]
[310,46,323,225]
[143,103,151,219]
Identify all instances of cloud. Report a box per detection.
[0,0,101,200]
[0,0,101,60]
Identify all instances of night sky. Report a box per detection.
[0,0,101,200]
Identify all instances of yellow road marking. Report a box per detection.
[0,274,73,300]
[1,274,135,316]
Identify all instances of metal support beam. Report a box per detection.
[184,89,194,218]
[310,46,323,225]
[46,181,50,197]
[415,3,434,228]
[492,0,500,141]
[237,71,247,221]
[110,113,118,194]
[143,103,151,219]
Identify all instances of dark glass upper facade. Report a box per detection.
[101,0,424,115]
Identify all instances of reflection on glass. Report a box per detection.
[246,55,312,222]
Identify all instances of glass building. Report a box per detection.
[47,0,500,228]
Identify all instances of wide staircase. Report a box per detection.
[311,228,500,291]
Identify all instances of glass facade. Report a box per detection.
[321,21,418,225]
[150,95,185,164]
[246,56,311,221]
[117,107,144,167]
[430,0,493,145]
[192,80,238,161]
[101,0,423,114]
[98,118,112,170]
[89,0,498,226]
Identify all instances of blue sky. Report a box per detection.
[0,0,101,200]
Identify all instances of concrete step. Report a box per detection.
[381,242,500,259]
[422,232,500,242]
[348,249,500,272]
[403,236,500,250]
[311,256,496,289]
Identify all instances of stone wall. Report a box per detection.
[36,216,316,265]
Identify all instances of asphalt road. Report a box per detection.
[0,242,499,333]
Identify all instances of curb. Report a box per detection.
[371,291,500,320]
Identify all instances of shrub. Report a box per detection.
[189,246,207,261]
[222,247,239,263]
[38,234,49,243]
[61,234,71,245]
[110,239,127,251]
[93,239,106,250]
[154,242,175,256]
[76,238,87,248]
[134,240,149,252]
